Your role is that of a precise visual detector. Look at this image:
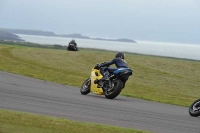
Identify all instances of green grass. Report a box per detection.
[1,42,199,133]
[0,43,200,107]
[0,109,149,133]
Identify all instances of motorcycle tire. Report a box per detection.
[104,79,123,99]
[189,98,200,117]
[80,78,91,95]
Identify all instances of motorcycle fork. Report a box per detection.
[103,80,112,91]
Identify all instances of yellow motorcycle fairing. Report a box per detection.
[90,68,104,95]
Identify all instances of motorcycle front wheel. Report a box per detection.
[104,79,123,99]
[189,99,200,117]
[80,78,91,95]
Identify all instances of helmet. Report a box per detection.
[115,52,125,59]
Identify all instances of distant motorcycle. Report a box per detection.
[67,44,78,51]
[80,63,132,99]
[189,99,200,117]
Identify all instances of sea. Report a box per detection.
[17,34,200,61]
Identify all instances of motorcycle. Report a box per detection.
[189,98,200,117]
[80,63,132,99]
[67,44,78,51]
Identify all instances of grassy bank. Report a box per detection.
[0,109,149,133]
[0,42,200,106]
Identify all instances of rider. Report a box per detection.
[96,52,129,88]
[68,39,78,51]
[68,39,77,46]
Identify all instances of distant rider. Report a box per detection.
[68,39,77,46]
[67,39,78,51]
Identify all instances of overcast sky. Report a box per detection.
[0,0,200,44]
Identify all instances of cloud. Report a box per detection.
[0,0,200,43]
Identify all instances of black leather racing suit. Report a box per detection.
[68,41,77,46]
[68,41,78,51]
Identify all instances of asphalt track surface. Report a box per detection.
[0,71,199,133]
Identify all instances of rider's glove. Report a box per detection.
[94,64,101,69]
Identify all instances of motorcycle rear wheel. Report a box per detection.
[80,78,91,95]
[104,79,123,99]
[189,99,200,117]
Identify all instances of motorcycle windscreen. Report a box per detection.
[90,69,104,95]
